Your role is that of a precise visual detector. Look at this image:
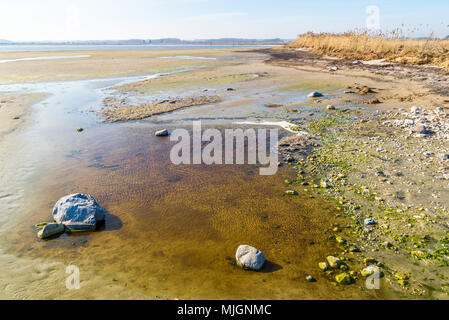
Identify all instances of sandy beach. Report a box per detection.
[0,45,448,300]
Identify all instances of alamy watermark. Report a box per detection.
[169,121,279,175]
[65,265,80,290]
[366,5,380,30]
[365,265,382,290]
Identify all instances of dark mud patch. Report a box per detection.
[254,47,449,97]
[278,134,320,162]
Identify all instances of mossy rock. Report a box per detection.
[35,222,50,230]
[394,272,410,280]
[363,257,377,266]
[335,236,346,244]
[37,223,65,239]
[398,279,409,287]
[411,250,431,259]
[335,272,354,285]
[339,263,349,271]
[318,262,330,271]
[326,256,342,269]
[320,180,330,189]
[360,265,384,278]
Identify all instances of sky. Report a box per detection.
[0,0,448,41]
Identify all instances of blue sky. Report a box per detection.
[1,0,448,41]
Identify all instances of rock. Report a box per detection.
[410,106,421,113]
[306,275,316,282]
[443,174,449,180]
[235,245,265,270]
[35,222,50,230]
[227,88,235,91]
[360,265,383,277]
[367,98,381,104]
[411,250,430,259]
[318,262,330,271]
[308,91,323,98]
[363,257,377,266]
[437,153,449,161]
[364,218,377,226]
[52,193,105,231]
[394,272,409,280]
[339,263,349,271]
[356,86,374,95]
[411,124,428,134]
[37,223,65,239]
[335,272,354,285]
[326,105,336,110]
[77,128,84,132]
[404,119,414,126]
[349,246,361,253]
[335,236,346,244]
[155,129,169,136]
[384,241,393,248]
[285,190,298,195]
[326,256,342,269]
[320,180,329,189]
[329,66,338,72]
[398,279,409,287]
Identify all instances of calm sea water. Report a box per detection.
[0,44,274,52]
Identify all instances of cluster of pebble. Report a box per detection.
[382,106,449,141]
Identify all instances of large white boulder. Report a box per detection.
[235,245,265,270]
[52,193,105,231]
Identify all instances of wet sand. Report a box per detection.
[1,126,391,299]
[0,49,243,84]
[0,47,414,299]
[0,93,47,139]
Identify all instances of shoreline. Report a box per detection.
[258,47,449,298]
[0,93,48,139]
[0,47,448,299]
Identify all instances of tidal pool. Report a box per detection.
[0,72,392,299]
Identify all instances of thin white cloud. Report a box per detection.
[186,12,247,21]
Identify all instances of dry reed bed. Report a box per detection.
[289,32,449,70]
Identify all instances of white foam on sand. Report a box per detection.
[0,55,90,64]
[233,120,309,135]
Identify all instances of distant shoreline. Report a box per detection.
[0,43,283,53]
[0,42,286,46]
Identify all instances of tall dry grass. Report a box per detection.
[289,32,449,70]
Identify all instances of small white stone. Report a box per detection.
[155,129,169,136]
